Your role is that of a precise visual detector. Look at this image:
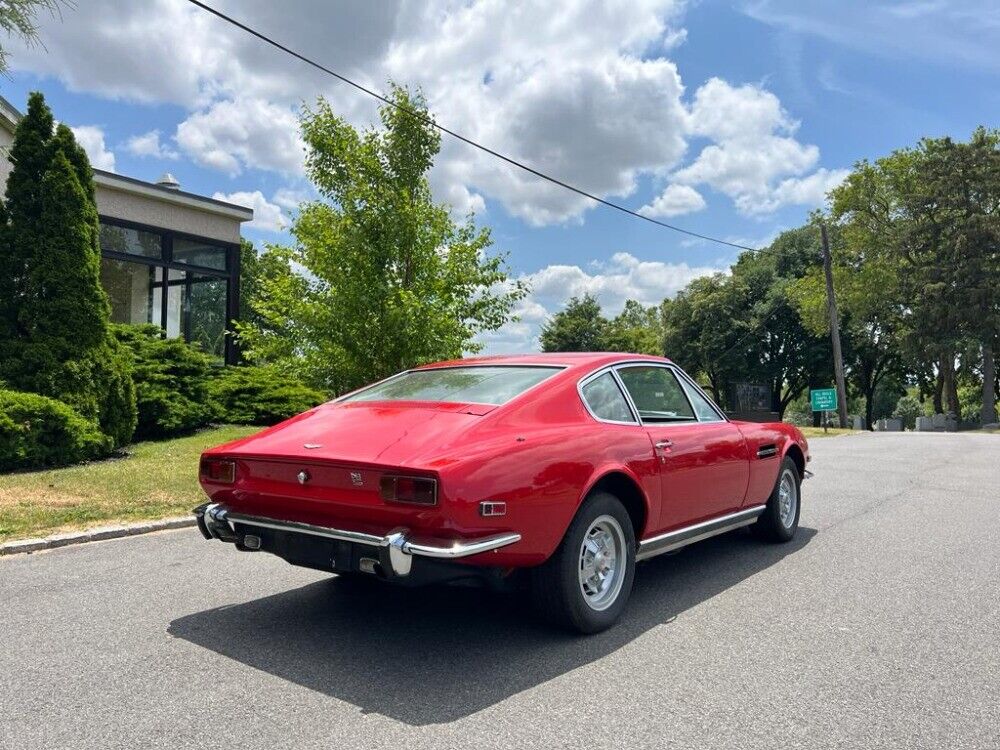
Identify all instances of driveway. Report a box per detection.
[1,432,997,749]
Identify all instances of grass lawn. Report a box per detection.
[797,426,862,438]
[0,425,258,543]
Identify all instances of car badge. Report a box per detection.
[350,471,363,486]
[297,470,310,485]
[303,443,322,449]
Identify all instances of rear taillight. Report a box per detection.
[200,457,235,483]
[379,475,437,505]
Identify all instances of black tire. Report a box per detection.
[530,492,636,634]
[753,456,801,543]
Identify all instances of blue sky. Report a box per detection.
[2,0,996,351]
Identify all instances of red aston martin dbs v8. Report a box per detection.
[196,353,809,633]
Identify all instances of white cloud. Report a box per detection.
[70,125,115,172]
[674,77,838,215]
[639,184,706,218]
[124,130,178,160]
[479,252,724,353]
[212,190,289,233]
[12,1,847,221]
[271,187,313,212]
[175,97,305,176]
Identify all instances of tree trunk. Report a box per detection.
[864,386,876,431]
[941,353,960,416]
[982,340,997,425]
[933,367,944,414]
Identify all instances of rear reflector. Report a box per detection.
[200,457,235,483]
[379,475,437,505]
[480,501,507,517]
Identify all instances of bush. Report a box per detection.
[893,394,923,430]
[112,324,218,439]
[209,365,326,426]
[0,389,111,471]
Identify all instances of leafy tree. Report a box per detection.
[604,300,662,355]
[662,274,745,405]
[730,227,833,420]
[0,92,136,447]
[790,221,906,430]
[237,86,526,393]
[0,0,64,73]
[540,294,608,352]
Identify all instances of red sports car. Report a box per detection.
[195,353,809,633]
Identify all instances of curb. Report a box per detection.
[0,516,196,557]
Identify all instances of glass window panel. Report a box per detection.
[346,366,561,405]
[581,372,636,423]
[616,366,695,423]
[99,223,162,259]
[172,237,227,270]
[100,258,160,326]
[683,381,725,422]
[185,275,228,362]
[165,269,183,339]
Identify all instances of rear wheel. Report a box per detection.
[530,492,636,634]
[753,456,801,543]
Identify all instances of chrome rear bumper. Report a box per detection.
[194,502,521,577]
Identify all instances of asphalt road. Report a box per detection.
[2,432,998,749]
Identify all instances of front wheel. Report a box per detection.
[753,456,801,543]
[530,492,636,634]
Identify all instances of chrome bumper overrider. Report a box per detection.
[193,502,521,577]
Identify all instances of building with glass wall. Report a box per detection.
[0,95,253,364]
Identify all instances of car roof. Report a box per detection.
[414,352,675,372]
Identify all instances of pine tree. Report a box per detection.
[0,92,136,446]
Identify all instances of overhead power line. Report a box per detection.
[184,0,758,252]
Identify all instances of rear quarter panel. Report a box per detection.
[431,377,659,566]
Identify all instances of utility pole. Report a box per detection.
[821,223,849,428]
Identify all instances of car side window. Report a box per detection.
[581,372,636,423]
[683,382,725,422]
[616,366,695,423]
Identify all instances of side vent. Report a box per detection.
[757,444,778,459]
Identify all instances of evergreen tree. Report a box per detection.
[0,92,136,446]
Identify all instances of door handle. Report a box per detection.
[655,439,673,449]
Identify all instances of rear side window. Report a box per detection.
[683,382,725,422]
[616,366,695,423]
[581,372,636,423]
[344,366,560,405]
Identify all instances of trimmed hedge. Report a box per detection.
[209,365,326,426]
[112,324,218,439]
[0,389,111,471]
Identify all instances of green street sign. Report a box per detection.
[810,388,838,412]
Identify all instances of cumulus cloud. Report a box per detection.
[212,190,289,232]
[70,125,115,172]
[674,77,838,214]
[175,97,305,176]
[479,252,724,353]
[13,1,845,220]
[639,184,706,218]
[124,130,178,160]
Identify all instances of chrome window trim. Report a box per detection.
[334,363,567,406]
[675,369,729,423]
[577,368,640,425]
[612,361,699,427]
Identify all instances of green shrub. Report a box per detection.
[893,394,922,430]
[112,324,218,439]
[209,365,326,425]
[0,389,111,471]
[0,94,138,448]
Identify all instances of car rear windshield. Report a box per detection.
[344,366,562,406]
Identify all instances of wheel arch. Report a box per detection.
[581,469,650,542]
[784,442,806,480]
